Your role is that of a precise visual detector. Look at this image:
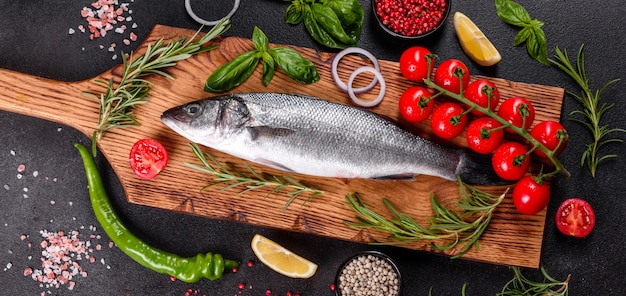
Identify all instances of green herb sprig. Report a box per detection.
[344,179,507,258]
[495,0,549,65]
[84,19,231,154]
[204,26,319,93]
[186,143,323,211]
[497,266,571,296]
[284,0,364,49]
[550,45,623,177]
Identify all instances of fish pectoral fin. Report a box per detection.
[246,126,296,140]
[254,159,294,173]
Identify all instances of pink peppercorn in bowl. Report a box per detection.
[372,0,451,40]
[335,251,402,296]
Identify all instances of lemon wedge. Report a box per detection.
[453,12,501,66]
[251,234,318,278]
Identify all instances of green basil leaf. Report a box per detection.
[311,3,357,46]
[303,5,347,49]
[495,0,531,27]
[261,51,275,86]
[252,26,269,52]
[513,26,532,46]
[528,25,549,65]
[270,46,320,84]
[328,0,364,42]
[285,1,305,24]
[204,50,261,93]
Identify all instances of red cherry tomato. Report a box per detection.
[399,86,435,123]
[497,97,535,133]
[129,138,169,180]
[556,198,596,238]
[433,59,470,94]
[430,102,467,139]
[491,142,530,181]
[465,117,504,154]
[463,79,500,116]
[512,175,550,215]
[399,46,433,82]
[530,120,569,158]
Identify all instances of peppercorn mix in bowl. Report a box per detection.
[335,251,401,296]
[372,0,451,39]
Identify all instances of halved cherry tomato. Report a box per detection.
[530,120,569,158]
[399,46,433,82]
[430,102,467,140]
[556,198,595,238]
[129,138,169,180]
[491,142,530,181]
[433,59,470,94]
[463,79,500,116]
[497,97,535,133]
[399,86,435,123]
[512,175,550,215]
[465,117,504,154]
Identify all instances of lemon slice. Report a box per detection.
[251,234,318,278]
[453,12,501,66]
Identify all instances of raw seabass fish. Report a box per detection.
[161,92,507,185]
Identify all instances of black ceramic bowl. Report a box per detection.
[335,251,402,296]
[371,0,451,40]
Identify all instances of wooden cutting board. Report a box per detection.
[0,25,565,268]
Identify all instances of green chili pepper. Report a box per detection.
[74,143,239,283]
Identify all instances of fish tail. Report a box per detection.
[457,151,514,186]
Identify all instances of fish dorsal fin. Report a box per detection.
[246,126,296,141]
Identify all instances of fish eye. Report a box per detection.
[184,103,202,117]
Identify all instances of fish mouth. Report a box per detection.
[161,109,191,138]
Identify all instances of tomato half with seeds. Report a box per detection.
[491,142,530,181]
[463,79,500,116]
[530,120,569,158]
[129,138,169,180]
[399,46,433,82]
[430,102,467,140]
[497,97,535,133]
[399,86,435,122]
[433,59,470,94]
[556,198,595,238]
[465,117,504,154]
[512,175,550,215]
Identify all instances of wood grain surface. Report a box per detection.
[0,25,565,268]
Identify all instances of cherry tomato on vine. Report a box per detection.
[399,46,433,82]
[465,117,504,154]
[433,59,470,94]
[399,86,435,123]
[530,120,569,158]
[497,97,535,133]
[430,102,467,139]
[491,142,530,181]
[512,175,550,215]
[129,138,169,180]
[556,198,595,238]
[463,79,500,116]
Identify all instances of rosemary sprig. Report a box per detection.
[344,179,507,258]
[549,45,624,177]
[83,18,231,154]
[185,143,323,211]
[497,266,571,296]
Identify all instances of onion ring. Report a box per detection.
[347,66,386,107]
[185,0,240,26]
[331,47,381,94]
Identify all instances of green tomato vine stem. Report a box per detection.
[423,60,570,180]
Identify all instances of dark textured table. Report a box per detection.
[1,1,625,295]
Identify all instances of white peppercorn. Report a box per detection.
[337,252,400,296]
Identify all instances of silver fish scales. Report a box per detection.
[161,92,507,185]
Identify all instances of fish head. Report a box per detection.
[161,95,251,145]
